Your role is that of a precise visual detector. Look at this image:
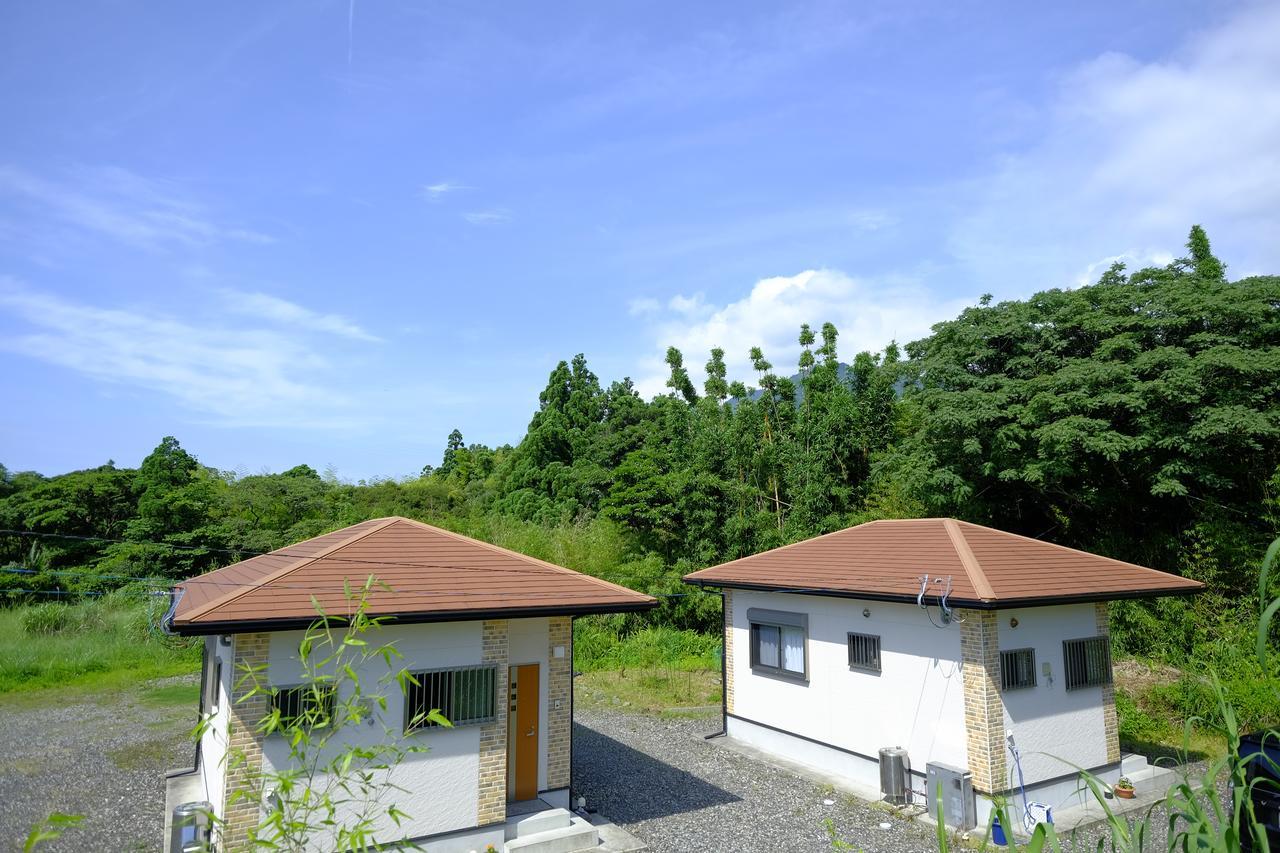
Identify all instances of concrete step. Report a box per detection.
[513,808,572,838]
[504,815,598,853]
[1120,753,1150,776]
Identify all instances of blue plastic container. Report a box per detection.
[991,813,1008,847]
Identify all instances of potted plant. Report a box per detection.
[1113,777,1136,799]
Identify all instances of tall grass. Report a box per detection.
[0,593,200,694]
[573,618,720,673]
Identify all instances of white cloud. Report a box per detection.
[423,181,473,201]
[627,297,661,317]
[0,165,274,251]
[631,268,973,399]
[217,289,381,342]
[0,279,372,428]
[462,208,512,225]
[952,3,1280,291]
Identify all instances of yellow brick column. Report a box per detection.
[222,632,270,851]
[546,616,572,790]
[723,590,735,715]
[960,610,1007,793]
[478,620,510,825]
[1096,602,1121,763]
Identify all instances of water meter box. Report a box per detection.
[926,762,976,829]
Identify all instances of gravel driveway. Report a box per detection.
[0,676,197,852]
[573,709,942,853]
[572,710,1234,853]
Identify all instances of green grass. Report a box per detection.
[575,668,721,715]
[0,596,200,695]
[573,619,720,673]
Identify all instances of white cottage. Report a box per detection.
[163,517,655,853]
[684,518,1202,827]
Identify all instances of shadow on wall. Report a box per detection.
[572,723,740,821]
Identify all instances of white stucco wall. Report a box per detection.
[198,636,232,820]
[229,616,557,846]
[730,591,969,789]
[261,620,484,842]
[997,604,1110,784]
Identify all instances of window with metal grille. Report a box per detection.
[404,664,497,731]
[1063,636,1112,691]
[1000,648,1036,691]
[271,684,335,728]
[847,632,882,673]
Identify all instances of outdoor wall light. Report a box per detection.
[862,608,871,618]
[1009,617,1019,628]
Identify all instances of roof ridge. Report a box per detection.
[942,518,996,601]
[179,517,403,622]
[389,516,654,601]
[950,519,1204,585]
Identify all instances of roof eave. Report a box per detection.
[170,598,658,637]
[682,576,1204,610]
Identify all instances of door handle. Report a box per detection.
[526,726,536,737]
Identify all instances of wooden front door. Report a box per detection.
[508,663,540,801]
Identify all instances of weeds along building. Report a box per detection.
[163,516,655,853]
[684,518,1203,828]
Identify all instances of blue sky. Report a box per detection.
[2,1,1278,480]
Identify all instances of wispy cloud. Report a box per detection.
[0,278,373,428]
[951,3,1280,291]
[423,181,473,201]
[217,289,381,342]
[0,165,274,251]
[631,268,972,399]
[627,297,661,317]
[462,208,512,226]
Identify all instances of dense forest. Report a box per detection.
[3,227,1279,681]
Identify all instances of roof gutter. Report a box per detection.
[170,599,658,637]
[683,577,1203,610]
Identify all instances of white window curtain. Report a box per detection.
[755,624,780,668]
[781,626,805,674]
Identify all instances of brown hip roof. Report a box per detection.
[169,517,655,634]
[682,518,1204,607]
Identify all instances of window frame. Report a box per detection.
[999,647,1037,691]
[847,632,882,674]
[747,607,809,684]
[403,663,499,733]
[1063,635,1112,691]
[270,682,337,730]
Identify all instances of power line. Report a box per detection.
[0,567,689,606]
[0,527,647,585]
[0,527,939,590]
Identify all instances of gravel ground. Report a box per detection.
[0,675,198,852]
[573,709,942,853]
[572,709,1233,853]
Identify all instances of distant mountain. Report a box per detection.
[729,363,909,406]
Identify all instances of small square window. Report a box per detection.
[271,684,335,728]
[749,613,807,681]
[1000,648,1036,691]
[1064,636,1112,691]
[848,632,881,673]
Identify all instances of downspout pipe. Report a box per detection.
[698,581,728,740]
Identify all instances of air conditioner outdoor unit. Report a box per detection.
[879,746,911,805]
